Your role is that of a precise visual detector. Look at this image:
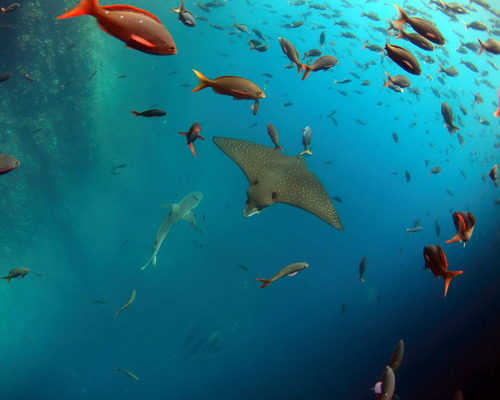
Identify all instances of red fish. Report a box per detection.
[179,122,204,155]
[0,154,20,175]
[488,164,498,187]
[423,245,462,297]
[445,211,475,246]
[495,87,500,118]
[57,0,176,56]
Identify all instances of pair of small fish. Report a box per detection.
[278,37,338,81]
[266,124,311,157]
[424,211,475,297]
[372,340,404,400]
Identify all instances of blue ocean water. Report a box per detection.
[1,0,499,399]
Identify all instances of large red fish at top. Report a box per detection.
[57,0,176,56]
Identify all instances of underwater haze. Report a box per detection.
[1,0,500,399]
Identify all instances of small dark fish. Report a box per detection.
[488,164,498,187]
[356,119,366,126]
[478,38,500,55]
[91,300,108,304]
[428,166,441,177]
[130,109,167,118]
[267,122,284,153]
[237,264,248,271]
[461,20,488,32]
[262,73,273,78]
[392,132,399,143]
[116,75,127,79]
[1,3,20,17]
[281,102,294,107]
[60,78,75,89]
[361,79,370,86]
[361,42,384,53]
[460,58,478,73]
[358,256,367,282]
[441,102,460,134]
[302,49,322,59]
[331,196,343,203]
[385,43,421,75]
[396,26,434,51]
[31,128,43,135]
[405,170,411,183]
[394,5,445,44]
[446,189,454,196]
[252,29,265,42]
[22,72,34,82]
[302,55,339,80]
[434,218,441,237]
[179,122,204,155]
[361,11,380,21]
[0,72,13,83]
[437,63,458,77]
[333,79,351,84]
[457,132,465,146]
[171,0,196,28]
[86,70,97,80]
[209,23,225,30]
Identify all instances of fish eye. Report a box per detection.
[169,46,175,51]
[271,192,277,200]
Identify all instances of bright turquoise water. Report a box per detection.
[1,0,499,399]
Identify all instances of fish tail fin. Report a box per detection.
[461,19,468,30]
[302,52,307,60]
[358,277,364,282]
[1,276,10,284]
[443,270,463,297]
[445,234,461,244]
[393,4,408,24]
[256,279,271,288]
[140,255,156,271]
[428,172,432,177]
[274,143,284,153]
[130,111,140,117]
[395,26,405,39]
[437,63,445,73]
[301,65,311,80]
[0,8,5,17]
[477,38,484,55]
[383,71,392,87]
[297,62,304,76]
[191,69,211,92]
[299,149,312,156]
[189,142,196,155]
[361,42,367,50]
[57,0,99,19]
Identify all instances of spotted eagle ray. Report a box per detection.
[141,191,203,270]
[212,137,343,230]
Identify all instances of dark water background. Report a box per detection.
[1,0,499,399]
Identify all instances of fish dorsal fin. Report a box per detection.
[101,5,162,25]
[182,210,197,230]
[287,272,298,277]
